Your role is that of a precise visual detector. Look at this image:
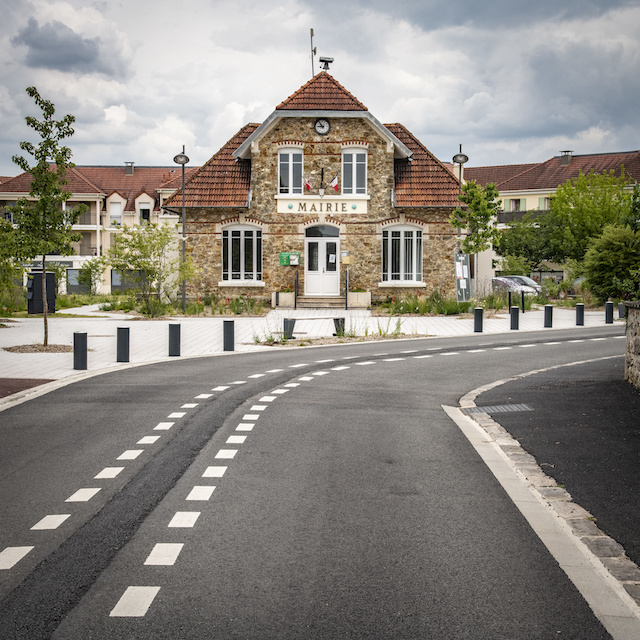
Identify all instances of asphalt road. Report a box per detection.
[0,326,632,638]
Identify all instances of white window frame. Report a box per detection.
[139,202,152,224]
[220,225,264,285]
[381,225,424,285]
[109,201,122,226]
[278,147,304,195]
[342,146,367,195]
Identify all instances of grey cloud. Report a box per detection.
[333,0,638,29]
[11,17,124,77]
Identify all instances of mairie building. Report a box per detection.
[164,72,461,306]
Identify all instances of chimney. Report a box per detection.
[125,161,135,175]
[560,150,573,166]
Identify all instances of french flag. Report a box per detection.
[330,174,339,192]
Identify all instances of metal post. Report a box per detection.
[576,303,584,326]
[544,305,553,328]
[223,320,234,351]
[605,301,614,324]
[510,306,519,330]
[508,291,512,310]
[169,323,181,356]
[74,332,87,370]
[619,302,626,319]
[474,307,483,333]
[521,291,525,313]
[284,318,295,340]
[334,318,345,335]
[294,270,298,310]
[116,327,130,362]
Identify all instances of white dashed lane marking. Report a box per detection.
[355,361,375,366]
[167,412,186,419]
[266,368,284,373]
[331,366,350,371]
[65,488,101,502]
[154,422,174,431]
[289,363,308,368]
[95,467,124,479]
[212,386,230,391]
[260,396,277,402]
[168,512,200,528]
[117,450,144,460]
[181,404,198,409]
[144,543,183,566]
[284,382,300,387]
[202,466,227,477]
[242,414,260,420]
[215,450,237,459]
[226,435,247,444]
[110,586,160,617]
[250,405,267,411]
[137,436,160,445]
[0,546,33,570]
[31,514,70,530]
[186,486,216,501]
[272,389,289,394]
[248,374,265,379]
[298,376,314,381]
[195,393,213,399]
[236,423,255,431]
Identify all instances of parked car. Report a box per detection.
[492,277,538,295]
[499,275,542,293]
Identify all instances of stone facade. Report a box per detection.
[169,73,461,304]
[625,302,640,388]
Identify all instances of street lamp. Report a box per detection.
[173,146,189,314]
[452,145,469,250]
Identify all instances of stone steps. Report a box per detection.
[295,296,346,309]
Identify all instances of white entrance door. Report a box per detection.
[305,226,340,295]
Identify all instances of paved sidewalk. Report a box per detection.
[0,304,622,387]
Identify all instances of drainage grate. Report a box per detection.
[462,403,534,415]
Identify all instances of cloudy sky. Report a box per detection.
[1,0,639,177]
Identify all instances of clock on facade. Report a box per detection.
[314,118,331,135]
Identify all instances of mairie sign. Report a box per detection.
[276,196,368,214]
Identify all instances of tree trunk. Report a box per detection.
[41,254,48,346]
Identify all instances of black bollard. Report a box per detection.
[223,320,234,351]
[169,323,181,356]
[605,301,614,324]
[474,307,483,333]
[544,305,553,328]
[116,327,130,363]
[576,303,584,326]
[510,306,519,330]
[283,318,295,340]
[618,302,626,319]
[74,332,87,370]
[521,291,525,313]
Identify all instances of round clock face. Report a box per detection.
[314,118,330,135]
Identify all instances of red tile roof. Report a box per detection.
[385,124,460,207]
[164,124,259,208]
[0,164,195,211]
[276,72,367,111]
[467,151,640,191]
[465,163,539,187]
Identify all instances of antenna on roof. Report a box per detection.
[319,56,334,71]
[310,29,317,76]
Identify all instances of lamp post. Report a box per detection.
[173,146,189,314]
[452,145,469,302]
[452,144,469,252]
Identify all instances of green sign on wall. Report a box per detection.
[280,252,300,266]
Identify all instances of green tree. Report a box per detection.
[78,256,106,295]
[584,225,640,302]
[0,219,25,314]
[10,87,85,344]
[495,211,547,270]
[541,169,631,263]
[107,223,195,317]
[450,180,502,254]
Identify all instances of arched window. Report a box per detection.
[278,146,304,194]
[382,226,423,282]
[222,226,262,281]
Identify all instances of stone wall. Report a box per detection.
[625,302,640,388]
[184,116,458,302]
